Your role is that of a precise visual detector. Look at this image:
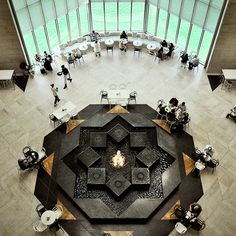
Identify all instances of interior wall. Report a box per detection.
[0,0,25,73]
[207,0,236,74]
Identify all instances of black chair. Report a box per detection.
[35,203,47,217]
[173,205,186,220]
[190,218,206,234]
[49,221,65,235]
[100,90,109,103]
[106,46,113,55]
[128,91,137,104]
[133,47,142,56]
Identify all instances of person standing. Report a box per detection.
[50,84,60,106]
[61,65,72,89]
[94,40,101,57]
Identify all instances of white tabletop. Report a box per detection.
[41,210,56,226]
[0,70,14,81]
[222,69,236,81]
[78,44,88,51]
[107,90,130,105]
[133,40,143,47]
[147,43,157,50]
[52,101,76,120]
[64,43,81,53]
[105,39,114,46]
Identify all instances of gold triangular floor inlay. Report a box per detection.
[161,200,181,220]
[66,119,84,134]
[107,105,129,113]
[152,119,171,134]
[42,153,54,176]
[57,200,77,220]
[183,153,195,176]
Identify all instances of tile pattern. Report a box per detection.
[66,119,84,134]
[161,200,181,220]
[0,47,236,236]
[152,119,171,134]
[183,153,196,176]
[107,104,129,113]
[42,152,54,176]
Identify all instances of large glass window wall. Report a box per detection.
[11,0,225,64]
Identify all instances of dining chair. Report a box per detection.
[106,46,114,55]
[67,58,75,68]
[133,47,142,56]
[52,205,63,219]
[175,222,188,234]
[33,220,48,232]
[128,91,137,104]
[100,90,109,103]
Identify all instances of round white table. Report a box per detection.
[78,44,88,52]
[41,210,57,226]
[105,39,114,46]
[133,40,143,47]
[147,43,157,51]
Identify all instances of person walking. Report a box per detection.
[50,84,60,106]
[61,65,72,89]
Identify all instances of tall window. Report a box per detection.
[11,0,225,64]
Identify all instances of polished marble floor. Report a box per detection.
[0,47,236,236]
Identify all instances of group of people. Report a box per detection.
[193,144,219,175]
[175,202,204,231]
[35,51,53,72]
[154,40,175,60]
[157,98,190,131]
[180,51,199,70]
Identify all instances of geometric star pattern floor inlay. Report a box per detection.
[183,152,196,176]
[57,200,77,220]
[107,104,129,114]
[66,119,85,134]
[161,199,180,220]
[42,152,54,176]
[152,119,171,134]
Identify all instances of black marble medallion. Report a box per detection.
[106,174,131,197]
[108,124,129,143]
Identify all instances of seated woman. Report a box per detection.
[168,42,174,50]
[35,54,41,63]
[160,39,168,47]
[120,30,128,40]
[180,52,189,67]
[180,111,189,124]
[167,109,176,122]
[156,47,164,60]
[44,57,53,71]
[73,49,82,60]
[169,97,179,107]
[94,41,101,57]
[119,40,127,52]
[188,55,199,70]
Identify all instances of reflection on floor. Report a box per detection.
[0,47,235,236]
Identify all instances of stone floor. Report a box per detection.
[0,47,236,236]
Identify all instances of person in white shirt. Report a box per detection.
[94,41,101,57]
[50,84,60,106]
[188,55,199,69]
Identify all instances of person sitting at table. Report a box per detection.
[67,52,75,62]
[35,54,41,63]
[169,97,179,107]
[120,30,128,40]
[44,56,53,71]
[167,109,176,122]
[157,47,164,60]
[180,52,189,68]
[180,111,189,124]
[168,42,174,50]
[72,49,83,60]
[94,40,101,57]
[189,203,202,218]
[119,40,127,52]
[178,102,187,112]
[90,30,100,42]
[160,39,168,47]
[188,55,199,70]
